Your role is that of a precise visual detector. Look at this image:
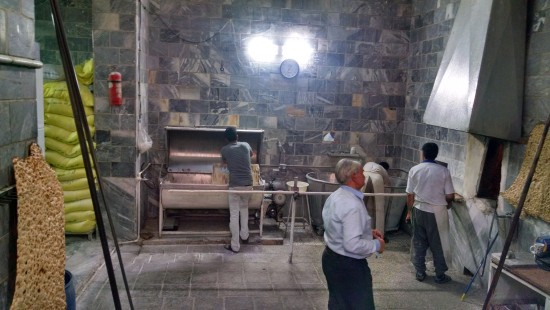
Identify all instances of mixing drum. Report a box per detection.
[306,172,340,235]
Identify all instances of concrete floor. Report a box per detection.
[67,229,486,310]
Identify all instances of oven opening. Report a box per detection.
[477,138,504,200]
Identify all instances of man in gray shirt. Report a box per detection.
[221,127,253,253]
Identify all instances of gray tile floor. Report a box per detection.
[71,231,486,309]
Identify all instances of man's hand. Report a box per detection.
[376,237,385,254]
[405,210,411,223]
[372,229,383,240]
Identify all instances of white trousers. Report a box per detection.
[364,172,386,233]
[228,186,252,251]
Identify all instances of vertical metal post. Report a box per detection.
[288,178,298,263]
[48,1,134,308]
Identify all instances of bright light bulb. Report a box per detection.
[247,37,278,62]
[282,37,313,64]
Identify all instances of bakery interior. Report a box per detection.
[0,0,549,309]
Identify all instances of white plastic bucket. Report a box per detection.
[286,181,309,192]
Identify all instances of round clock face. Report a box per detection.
[280,59,299,78]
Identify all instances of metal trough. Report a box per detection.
[159,126,264,237]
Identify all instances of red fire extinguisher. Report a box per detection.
[108,72,122,106]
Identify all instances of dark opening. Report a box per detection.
[477,139,504,199]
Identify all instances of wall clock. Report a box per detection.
[280,59,299,79]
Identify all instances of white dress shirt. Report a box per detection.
[323,186,380,259]
[406,161,455,213]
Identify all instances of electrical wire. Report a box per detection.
[138,0,231,44]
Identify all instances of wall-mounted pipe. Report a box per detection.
[136,163,151,181]
[0,54,43,68]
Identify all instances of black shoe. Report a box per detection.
[240,237,249,244]
[415,271,426,282]
[224,244,239,253]
[434,274,452,284]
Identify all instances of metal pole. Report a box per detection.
[48,1,133,308]
[288,196,297,263]
[288,178,299,263]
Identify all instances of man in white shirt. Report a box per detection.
[363,161,391,237]
[406,143,455,284]
[322,158,385,310]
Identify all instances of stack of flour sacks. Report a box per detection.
[43,59,97,235]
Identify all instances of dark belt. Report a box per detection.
[326,246,336,255]
[325,246,349,258]
[325,246,367,262]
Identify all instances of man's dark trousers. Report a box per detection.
[412,208,448,276]
[322,247,375,310]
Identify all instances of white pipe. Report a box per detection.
[120,1,145,246]
[36,68,45,154]
[0,54,43,68]
[162,189,407,197]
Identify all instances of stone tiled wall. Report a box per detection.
[524,1,550,137]
[0,1,38,190]
[401,0,467,192]
[402,0,500,280]
[35,0,92,65]
[0,0,39,308]
[145,0,411,172]
[92,0,138,240]
[92,0,137,179]
[403,0,550,284]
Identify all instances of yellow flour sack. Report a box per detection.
[75,58,94,86]
[44,124,96,144]
[60,177,93,191]
[65,220,96,233]
[63,188,92,203]
[45,137,96,159]
[54,167,95,181]
[44,113,95,132]
[43,81,94,107]
[45,98,94,117]
[65,210,95,223]
[46,150,85,169]
[64,199,94,213]
[46,137,82,158]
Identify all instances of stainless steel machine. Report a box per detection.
[158,127,265,237]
